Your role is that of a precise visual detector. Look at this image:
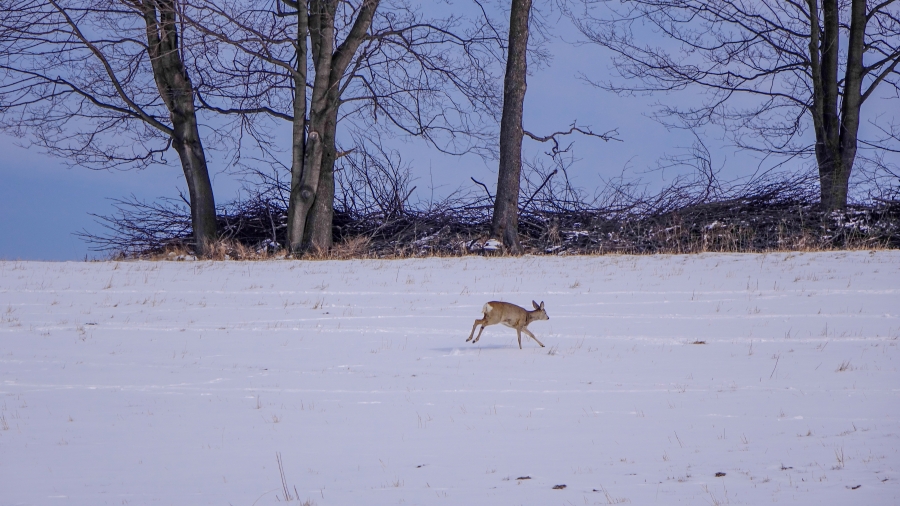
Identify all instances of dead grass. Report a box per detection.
[146,240,287,262]
[303,235,372,260]
[143,238,893,262]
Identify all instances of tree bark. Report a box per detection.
[304,97,340,252]
[140,0,217,256]
[813,0,843,211]
[286,0,334,254]
[830,0,867,210]
[286,0,379,254]
[286,1,311,253]
[809,0,868,211]
[490,0,532,254]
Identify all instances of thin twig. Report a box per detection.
[470,177,494,201]
[520,169,557,211]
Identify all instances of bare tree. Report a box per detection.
[487,1,618,254]
[0,0,218,254]
[187,0,503,254]
[489,0,533,254]
[163,0,380,253]
[299,0,381,253]
[569,0,900,211]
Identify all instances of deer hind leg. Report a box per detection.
[473,322,489,343]
[467,317,486,343]
[522,328,545,348]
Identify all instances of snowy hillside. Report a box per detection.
[1,252,898,505]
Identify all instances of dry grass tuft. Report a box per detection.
[310,236,372,260]
[147,239,286,262]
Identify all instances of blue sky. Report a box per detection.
[0,5,780,261]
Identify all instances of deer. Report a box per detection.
[466,300,549,349]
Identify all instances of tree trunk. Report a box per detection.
[490,0,532,254]
[831,0,867,210]
[286,0,379,254]
[141,0,217,256]
[286,2,310,253]
[286,0,335,253]
[809,0,867,211]
[304,98,339,252]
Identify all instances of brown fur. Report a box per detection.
[466,300,549,349]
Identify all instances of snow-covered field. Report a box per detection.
[1,252,898,505]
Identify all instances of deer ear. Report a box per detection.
[540,301,545,309]
[532,300,539,309]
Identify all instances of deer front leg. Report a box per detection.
[523,328,545,348]
[517,329,523,349]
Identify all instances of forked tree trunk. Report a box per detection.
[490,0,532,254]
[808,0,867,211]
[285,0,379,254]
[286,0,334,254]
[140,0,217,256]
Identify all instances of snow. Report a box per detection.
[482,238,502,252]
[1,251,898,505]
